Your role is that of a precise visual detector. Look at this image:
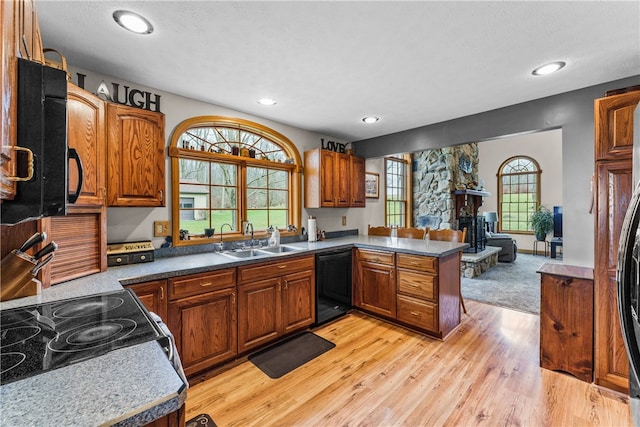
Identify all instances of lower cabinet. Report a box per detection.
[126,279,167,320]
[238,255,315,353]
[353,249,396,318]
[167,269,237,377]
[128,258,315,378]
[354,249,461,339]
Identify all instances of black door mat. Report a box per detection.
[248,332,336,379]
[186,413,217,427]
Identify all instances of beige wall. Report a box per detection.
[477,129,563,253]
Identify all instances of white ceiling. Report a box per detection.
[36,1,640,142]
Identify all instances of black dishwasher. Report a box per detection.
[315,248,352,325]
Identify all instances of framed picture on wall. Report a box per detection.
[365,172,379,198]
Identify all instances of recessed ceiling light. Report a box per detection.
[257,98,277,106]
[532,61,566,76]
[362,116,380,124]
[113,10,154,34]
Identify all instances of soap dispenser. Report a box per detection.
[269,226,280,247]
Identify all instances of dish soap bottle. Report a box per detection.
[269,227,280,247]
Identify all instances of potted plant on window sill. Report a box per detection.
[530,206,554,241]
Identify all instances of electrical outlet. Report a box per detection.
[154,221,170,237]
[342,216,347,226]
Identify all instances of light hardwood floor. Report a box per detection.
[185,300,632,426]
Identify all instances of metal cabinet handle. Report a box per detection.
[231,292,236,304]
[4,146,34,181]
[410,311,420,317]
[283,280,288,290]
[160,286,164,300]
[201,281,213,287]
[277,264,287,269]
[159,190,164,202]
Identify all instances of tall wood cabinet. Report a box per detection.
[304,148,366,208]
[1,0,44,200]
[107,103,166,206]
[594,89,640,393]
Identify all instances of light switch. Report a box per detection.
[154,221,170,237]
[342,216,347,226]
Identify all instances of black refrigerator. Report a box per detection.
[616,101,640,426]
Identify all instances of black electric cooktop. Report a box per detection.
[0,289,167,385]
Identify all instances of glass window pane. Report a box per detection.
[269,190,288,208]
[180,159,209,184]
[247,167,267,188]
[248,189,267,209]
[269,170,288,189]
[212,211,237,231]
[211,163,237,185]
[211,187,236,209]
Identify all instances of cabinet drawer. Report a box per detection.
[396,253,437,273]
[397,295,437,332]
[355,249,395,266]
[238,255,314,284]
[397,270,436,301]
[169,268,236,300]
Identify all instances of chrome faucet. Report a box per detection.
[218,223,233,250]
[244,222,255,247]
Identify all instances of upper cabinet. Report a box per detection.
[595,90,640,161]
[304,148,365,208]
[1,0,45,200]
[107,103,166,206]
[67,83,106,207]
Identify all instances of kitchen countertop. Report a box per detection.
[0,235,467,426]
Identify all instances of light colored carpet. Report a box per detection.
[461,253,562,315]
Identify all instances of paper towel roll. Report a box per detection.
[308,218,317,242]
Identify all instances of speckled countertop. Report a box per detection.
[0,235,466,426]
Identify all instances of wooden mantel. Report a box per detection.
[453,189,491,220]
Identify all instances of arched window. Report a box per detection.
[498,156,541,233]
[169,117,302,246]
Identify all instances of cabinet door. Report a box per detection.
[320,150,337,207]
[238,277,281,353]
[67,83,106,207]
[595,91,640,161]
[595,159,632,393]
[355,260,396,319]
[168,287,237,377]
[334,152,350,207]
[126,279,168,321]
[281,269,315,335]
[107,103,165,206]
[1,0,18,200]
[350,155,366,207]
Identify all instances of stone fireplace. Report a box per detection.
[412,143,480,230]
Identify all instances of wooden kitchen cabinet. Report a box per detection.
[126,279,168,321]
[67,83,106,208]
[350,155,366,207]
[167,268,237,377]
[354,248,396,319]
[593,89,640,394]
[595,90,640,162]
[38,208,107,286]
[107,103,166,206]
[304,148,365,208]
[539,263,593,383]
[237,255,315,353]
[396,253,439,333]
[354,249,462,339]
[1,0,44,200]
[594,158,633,393]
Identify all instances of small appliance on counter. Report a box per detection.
[0,232,57,302]
[107,241,154,267]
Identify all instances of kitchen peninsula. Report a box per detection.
[0,235,467,426]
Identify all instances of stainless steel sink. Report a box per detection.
[256,245,302,255]
[219,249,269,259]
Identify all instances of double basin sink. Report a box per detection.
[219,245,302,260]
